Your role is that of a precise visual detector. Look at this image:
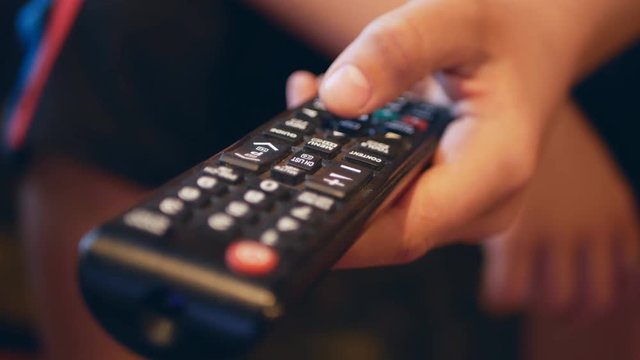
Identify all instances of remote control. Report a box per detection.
[78,96,452,359]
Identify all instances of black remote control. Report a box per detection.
[78,96,452,359]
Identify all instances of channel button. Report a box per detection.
[220,137,290,172]
[305,163,371,199]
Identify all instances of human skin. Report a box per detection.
[287,73,640,359]
[259,0,640,268]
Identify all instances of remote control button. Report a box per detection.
[337,120,363,135]
[296,105,332,123]
[225,201,256,222]
[383,131,403,140]
[407,102,438,120]
[196,175,217,189]
[221,137,290,172]
[402,115,429,132]
[177,186,201,202]
[384,121,415,136]
[275,216,301,233]
[325,130,349,144]
[242,189,270,209]
[304,137,341,157]
[355,114,370,123]
[259,179,279,192]
[225,240,279,277]
[264,126,303,144]
[259,229,280,246]
[289,205,312,221]
[286,204,323,225]
[158,197,185,216]
[194,175,223,193]
[298,107,320,119]
[296,191,336,212]
[288,151,322,172]
[271,164,304,184]
[123,209,171,236]
[386,97,408,113]
[203,165,243,184]
[358,139,398,158]
[372,108,398,123]
[207,212,236,233]
[311,97,327,111]
[254,179,283,197]
[305,163,371,199]
[283,117,316,134]
[344,150,385,170]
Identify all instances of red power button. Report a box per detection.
[225,240,279,277]
[402,115,429,132]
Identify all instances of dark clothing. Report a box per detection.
[574,42,640,200]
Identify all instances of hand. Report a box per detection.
[290,0,640,267]
[481,103,639,316]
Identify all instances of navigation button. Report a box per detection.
[337,120,363,135]
[384,121,415,136]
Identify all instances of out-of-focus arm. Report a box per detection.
[246,0,403,56]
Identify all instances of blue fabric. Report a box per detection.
[3,0,51,149]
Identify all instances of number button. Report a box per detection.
[242,189,270,209]
[158,197,185,217]
[178,186,201,202]
[225,201,256,222]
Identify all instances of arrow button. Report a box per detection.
[221,136,290,172]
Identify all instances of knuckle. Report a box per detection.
[395,234,430,264]
[496,150,536,196]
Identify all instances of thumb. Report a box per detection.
[319,0,481,117]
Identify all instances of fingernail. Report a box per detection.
[320,64,371,112]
